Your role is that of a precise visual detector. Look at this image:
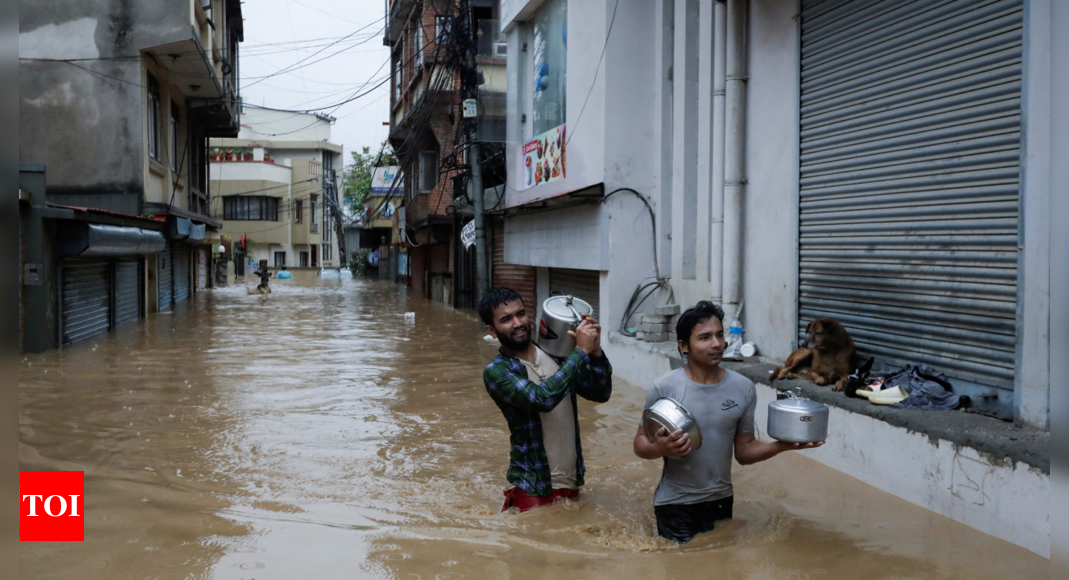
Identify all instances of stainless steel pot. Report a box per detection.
[642,398,703,451]
[538,295,593,358]
[767,398,829,443]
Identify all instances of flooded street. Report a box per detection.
[20,278,1047,579]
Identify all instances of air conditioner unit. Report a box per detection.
[493,42,507,58]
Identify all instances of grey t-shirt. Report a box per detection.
[643,368,757,506]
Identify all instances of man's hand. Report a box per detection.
[634,425,691,459]
[775,441,824,452]
[569,314,601,356]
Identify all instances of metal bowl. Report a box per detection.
[642,398,703,451]
[767,398,829,443]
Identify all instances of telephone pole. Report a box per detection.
[462,0,489,302]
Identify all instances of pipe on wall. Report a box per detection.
[722,0,747,312]
[710,0,727,301]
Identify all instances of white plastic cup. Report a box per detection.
[740,342,757,357]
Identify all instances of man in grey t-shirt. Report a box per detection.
[634,302,824,543]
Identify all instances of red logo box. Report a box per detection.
[20,471,84,541]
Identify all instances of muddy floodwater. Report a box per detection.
[20,277,1047,579]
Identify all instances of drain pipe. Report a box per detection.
[710,0,727,302]
[721,0,747,315]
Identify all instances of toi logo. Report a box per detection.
[20,471,84,541]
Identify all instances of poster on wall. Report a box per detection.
[518,124,565,191]
[370,166,402,195]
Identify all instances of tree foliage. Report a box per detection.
[344,143,398,211]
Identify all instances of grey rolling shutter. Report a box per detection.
[61,259,111,345]
[798,0,1022,402]
[158,242,173,311]
[173,245,191,303]
[548,268,600,321]
[113,258,141,328]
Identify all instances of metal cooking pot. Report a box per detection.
[767,398,829,443]
[538,295,593,358]
[642,398,703,451]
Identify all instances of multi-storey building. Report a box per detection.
[19,0,243,351]
[384,0,513,307]
[209,107,345,275]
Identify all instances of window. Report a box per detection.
[420,150,438,193]
[531,0,567,136]
[147,74,161,160]
[300,252,309,268]
[323,244,333,262]
[414,13,423,68]
[170,102,181,171]
[274,252,286,267]
[311,195,318,224]
[394,50,403,101]
[436,16,451,42]
[294,199,304,223]
[222,196,280,221]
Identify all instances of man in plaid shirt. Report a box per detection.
[480,287,613,513]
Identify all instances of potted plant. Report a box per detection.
[244,150,253,161]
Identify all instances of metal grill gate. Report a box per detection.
[798,0,1023,410]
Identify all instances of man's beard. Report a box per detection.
[497,325,531,352]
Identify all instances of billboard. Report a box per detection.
[370,166,402,195]
[518,124,565,191]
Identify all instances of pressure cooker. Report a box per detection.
[538,295,593,358]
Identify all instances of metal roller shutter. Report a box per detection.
[492,219,536,311]
[61,259,111,345]
[158,242,173,311]
[113,258,141,328]
[548,268,600,322]
[798,0,1022,406]
[173,244,191,303]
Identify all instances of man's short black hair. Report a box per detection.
[676,301,726,348]
[479,287,525,326]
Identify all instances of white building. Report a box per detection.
[498,0,1050,557]
[210,107,345,272]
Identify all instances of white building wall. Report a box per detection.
[237,107,333,142]
[741,0,802,361]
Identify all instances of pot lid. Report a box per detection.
[543,295,592,321]
[769,398,828,413]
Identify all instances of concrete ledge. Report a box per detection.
[605,332,1050,557]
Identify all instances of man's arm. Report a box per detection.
[733,432,824,465]
[574,352,612,403]
[633,424,692,460]
[484,350,591,413]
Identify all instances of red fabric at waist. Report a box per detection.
[501,487,579,513]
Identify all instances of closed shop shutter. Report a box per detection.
[430,243,450,273]
[548,268,600,321]
[113,258,142,328]
[61,259,111,345]
[158,242,173,311]
[492,219,536,312]
[173,244,191,303]
[798,0,1022,408]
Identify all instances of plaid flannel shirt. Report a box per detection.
[483,346,613,496]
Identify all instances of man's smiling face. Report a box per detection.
[487,299,532,352]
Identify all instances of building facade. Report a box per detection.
[499,0,1050,556]
[209,107,345,276]
[385,0,515,307]
[19,0,244,352]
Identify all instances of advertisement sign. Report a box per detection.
[370,166,402,195]
[518,124,565,191]
[461,220,476,249]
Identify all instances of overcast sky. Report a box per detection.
[238,0,392,164]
